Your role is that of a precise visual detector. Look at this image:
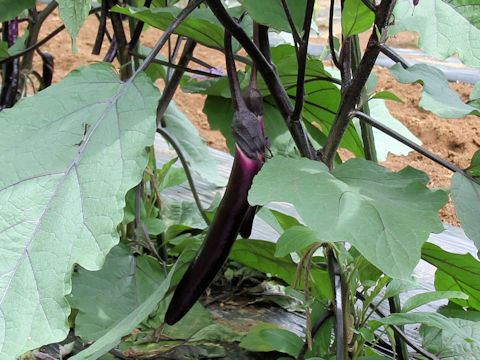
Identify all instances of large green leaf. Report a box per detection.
[56,0,92,52]
[70,261,175,360]
[423,242,480,311]
[392,0,480,67]
[239,323,303,356]
[402,291,468,313]
[69,244,165,341]
[451,173,480,251]
[162,100,225,186]
[238,0,307,33]
[389,63,480,118]
[0,63,158,358]
[0,0,35,22]
[342,0,375,37]
[249,157,448,278]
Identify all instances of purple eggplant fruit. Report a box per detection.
[164,28,268,325]
[0,19,19,110]
[38,51,54,89]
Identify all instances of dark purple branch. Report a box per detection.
[104,37,118,62]
[378,43,410,69]
[92,0,108,55]
[280,0,302,46]
[328,0,341,69]
[258,24,272,65]
[129,0,153,50]
[166,35,184,81]
[156,37,197,127]
[108,0,132,79]
[320,0,396,168]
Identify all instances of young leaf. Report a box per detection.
[389,63,480,118]
[56,0,92,52]
[342,0,375,37]
[401,291,468,313]
[275,225,321,257]
[451,173,480,251]
[0,63,158,358]
[249,157,448,279]
[370,91,404,103]
[69,244,166,341]
[423,243,480,311]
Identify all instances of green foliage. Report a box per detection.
[0,0,34,22]
[69,244,166,341]
[392,0,480,66]
[390,63,480,118]
[342,0,375,37]
[249,156,448,278]
[56,0,92,52]
[0,64,158,358]
[451,172,480,251]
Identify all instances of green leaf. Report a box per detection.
[112,5,250,51]
[275,225,321,257]
[143,218,167,235]
[392,0,480,66]
[240,323,303,357]
[0,41,8,61]
[451,173,480,251]
[466,150,480,176]
[70,262,175,360]
[371,91,404,103]
[163,302,212,339]
[0,63,158,358]
[69,244,165,341]
[421,315,480,359]
[230,239,332,299]
[0,0,35,22]
[238,0,307,33]
[162,100,225,186]
[389,63,480,118]
[364,98,421,162]
[190,323,245,343]
[371,312,474,341]
[249,157,448,279]
[156,158,187,190]
[402,291,468,313]
[385,278,425,298]
[423,243,480,311]
[342,0,375,37]
[56,0,92,52]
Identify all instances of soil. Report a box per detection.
[26,3,480,226]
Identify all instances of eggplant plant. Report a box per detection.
[0,0,480,359]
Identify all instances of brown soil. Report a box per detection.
[27,4,480,225]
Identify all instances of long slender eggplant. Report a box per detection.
[165,27,268,325]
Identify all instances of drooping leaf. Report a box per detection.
[371,312,474,341]
[389,63,480,118]
[56,0,92,52]
[392,0,480,66]
[238,0,307,33]
[0,63,158,358]
[69,244,165,341]
[230,239,332,299]
[239,323,303,357]
[371,91,404,103]
[112,5,251,50]
[0,0,35,22]
[451,173,480,251]
[342,0,375,37]
[363,98,421,161]
[402,291,468,313]
[249,157,448,278]
[423,242,480,311]
[161,100,225,186]
[70,262,175,360]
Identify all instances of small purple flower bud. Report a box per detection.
[413,0,419,6]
